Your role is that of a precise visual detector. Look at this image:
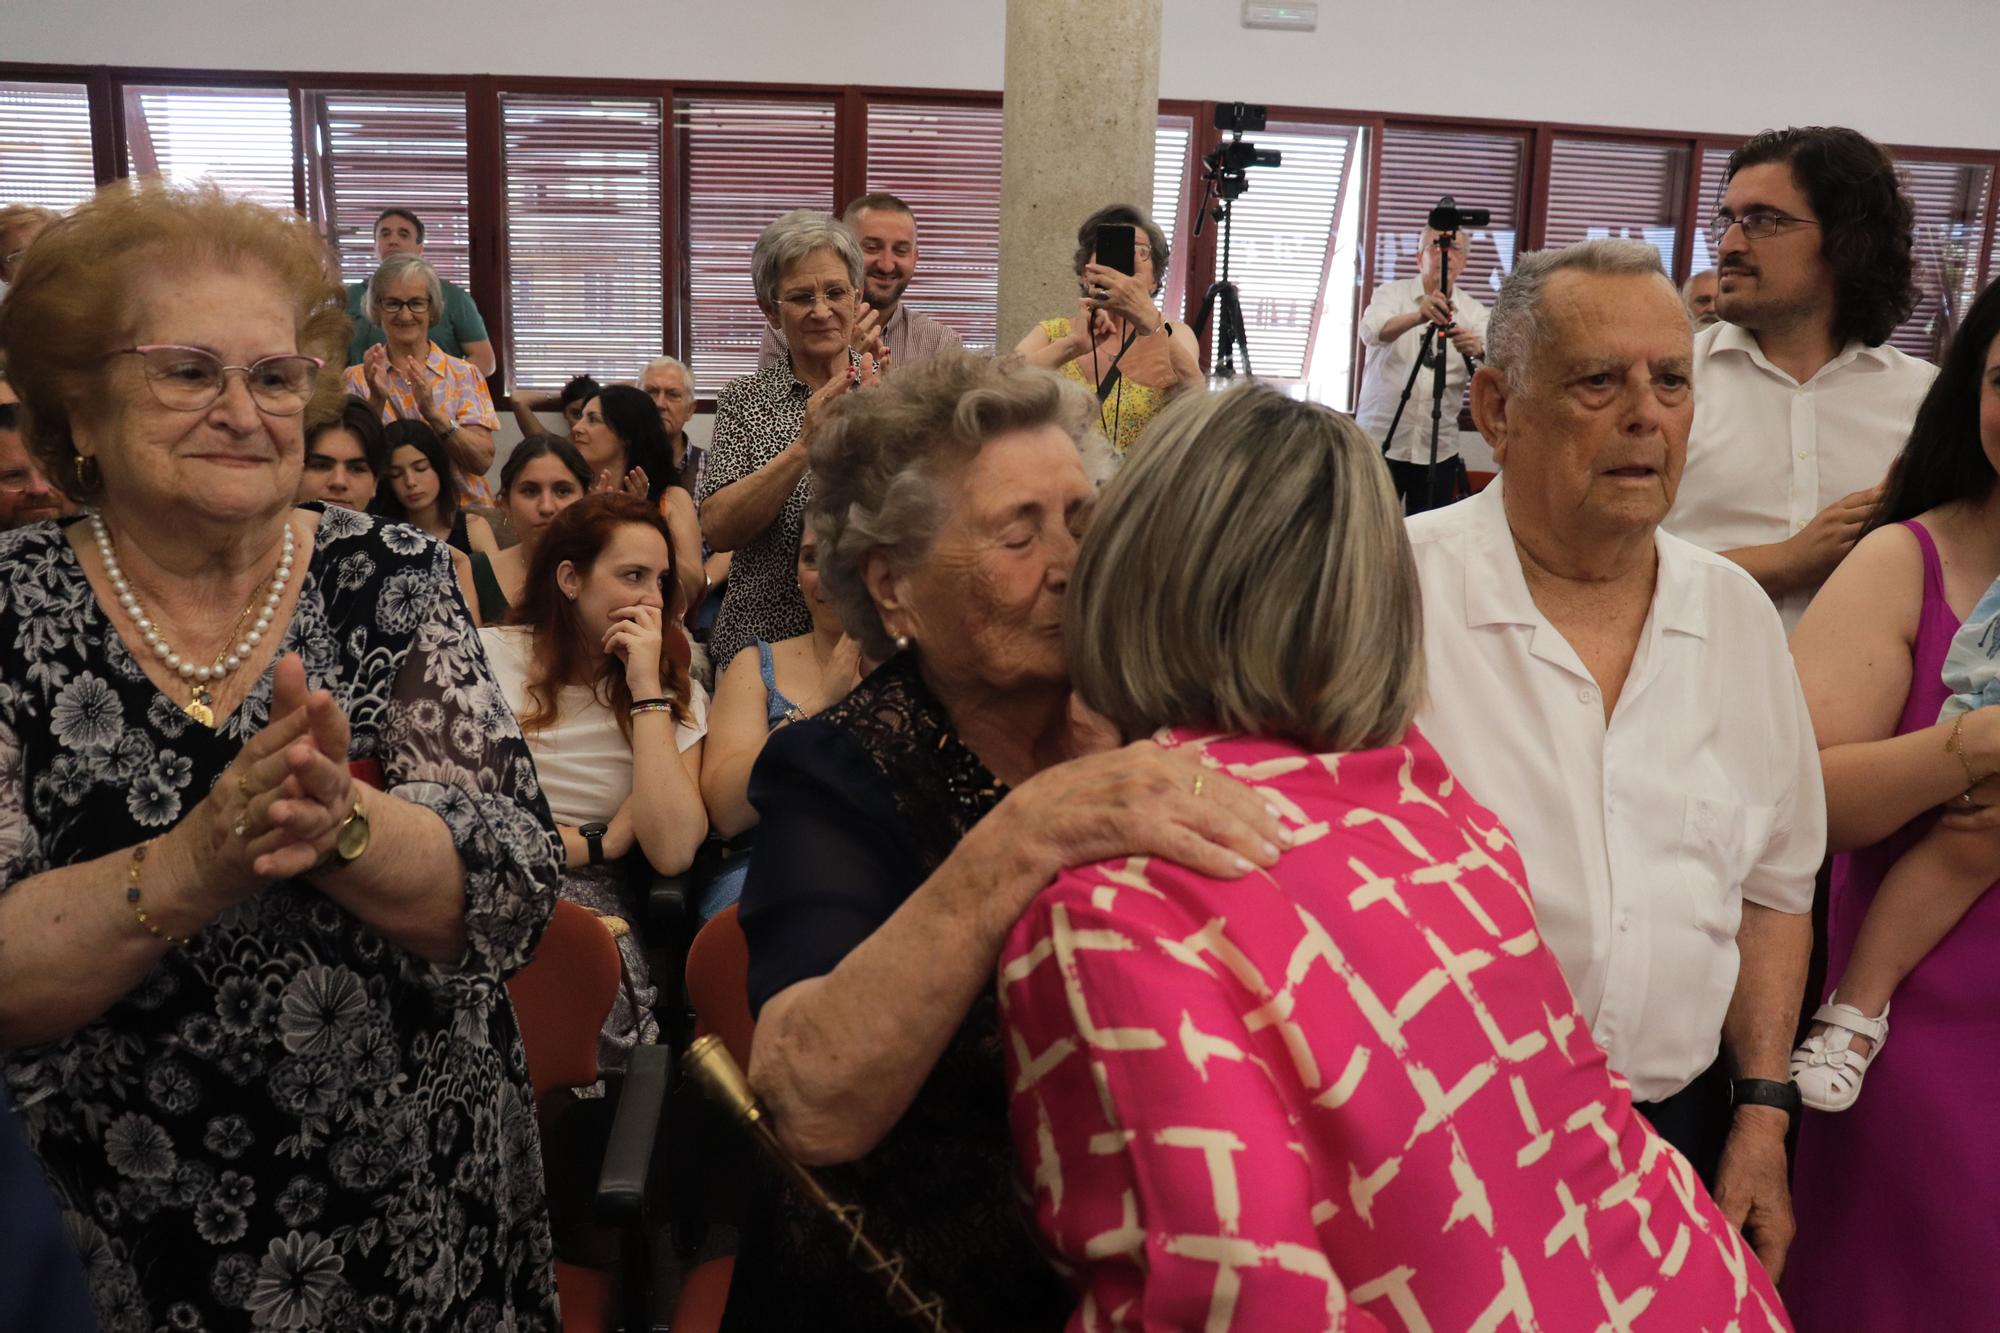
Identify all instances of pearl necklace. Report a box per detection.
[89,511,295,727]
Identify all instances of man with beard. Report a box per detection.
[758,193,965,370]
[1664,127,1934,630]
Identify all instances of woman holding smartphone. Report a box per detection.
[1014,203,1204,457]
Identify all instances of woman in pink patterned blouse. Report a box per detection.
[999,383,1791,1332]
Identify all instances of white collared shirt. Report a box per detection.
[1406,480,1824,1102]
[1664,320,1936,629]
[1354,278,1492,463]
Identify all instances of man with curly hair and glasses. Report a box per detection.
[1666,126,1936,631]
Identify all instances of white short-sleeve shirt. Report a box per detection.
[1354,277,1492,464]
[1664,320,1936,630]
[1406,480,1825,1102]
[479,625,708,829]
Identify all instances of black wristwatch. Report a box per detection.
[1729,1077,1802,1120]
[579,822,608,867]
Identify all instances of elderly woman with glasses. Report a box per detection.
[698,209,884,668]
[0,181,559,1331]
[341,253,501,505]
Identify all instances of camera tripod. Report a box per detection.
[1192,192,1250,378]
[1380,227,1479,513]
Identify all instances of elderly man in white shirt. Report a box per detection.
[1354,225,1491,513]
[1407,238,1824,1285]
[1664,127,1935,631]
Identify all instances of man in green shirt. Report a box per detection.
[344,208,497,375]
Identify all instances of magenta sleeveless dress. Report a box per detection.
[1784,520,2000,1330]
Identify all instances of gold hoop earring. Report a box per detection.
[73,453,102,493]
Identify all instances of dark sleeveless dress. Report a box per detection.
[723,653,1070,1333]
[1785,519,2000,1329]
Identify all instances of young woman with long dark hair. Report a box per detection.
[482,433,592,619]
[369,417,496,622]
[571,384,706,617]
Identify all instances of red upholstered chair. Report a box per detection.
[667,905,756,1332]
[509,900,671,1333]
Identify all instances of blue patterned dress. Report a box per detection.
[0,505,561,1333]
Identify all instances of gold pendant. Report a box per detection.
[185,686,215,728]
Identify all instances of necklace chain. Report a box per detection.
[88,511,296,726]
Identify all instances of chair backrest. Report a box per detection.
[508,899,622,1100]
[685,905,754,1067]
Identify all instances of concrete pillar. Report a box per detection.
[997,0,1163,352]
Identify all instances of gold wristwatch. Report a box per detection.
[314,798,371,875]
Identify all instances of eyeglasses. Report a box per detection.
[778,285,856,313]
[1708,209,1820,246]
[109,345,325,416]
[379,297,433,316]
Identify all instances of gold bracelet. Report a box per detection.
[1948,713,1985,792]
[125,840,191,949]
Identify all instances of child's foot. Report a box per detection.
[1791,997,1890,1112]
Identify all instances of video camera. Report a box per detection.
[1201,102,1281,203]
[1427,196,1491,232]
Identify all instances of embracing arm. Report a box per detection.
[751,807,1049,1164]
[748,739,1288,1165]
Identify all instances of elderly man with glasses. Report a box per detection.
[1664,126,1935,630]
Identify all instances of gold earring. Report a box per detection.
[73,453,102,493]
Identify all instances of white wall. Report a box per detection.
[12,0,2000,151]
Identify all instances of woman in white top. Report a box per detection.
[480,491,709,1067]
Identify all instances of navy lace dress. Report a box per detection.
[0,505,561,1333]
[724,653,1070,1332]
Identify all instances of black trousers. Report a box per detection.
[1634,1058,1732,1186]
[1385,456,1467,515]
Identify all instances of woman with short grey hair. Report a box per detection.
[699,210,876,667]
[997,381,1792,1330]
[720,352,1289,1331]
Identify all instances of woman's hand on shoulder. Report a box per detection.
[994,741,1290,890]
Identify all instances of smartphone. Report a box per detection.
[1094,223,1137,277]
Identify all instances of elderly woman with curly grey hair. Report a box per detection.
[340,252,499,505]
[719,352,1291,1332]
[698,209,885,668]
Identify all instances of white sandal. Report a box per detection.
[1790,999,1890,1112]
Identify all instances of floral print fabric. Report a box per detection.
[0,506,560,1333]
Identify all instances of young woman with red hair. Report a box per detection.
[479,491,710,1067]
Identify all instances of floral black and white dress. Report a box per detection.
[0,505,561,1333]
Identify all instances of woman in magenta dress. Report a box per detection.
[1000,383,1790,1332]
[1782,281,2000,1330]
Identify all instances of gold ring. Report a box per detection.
[1192,772,1206,799]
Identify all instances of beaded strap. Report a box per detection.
[125,840,191,949]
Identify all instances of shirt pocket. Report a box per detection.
[1678,794,1776,942]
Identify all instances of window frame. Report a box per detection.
[12,59,2000,404]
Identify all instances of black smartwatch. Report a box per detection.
[1729,1077,1802,1121]
[578,821,608,867]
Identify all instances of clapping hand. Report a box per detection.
[232,654,358,882]
[361,344,396,408]
[850,305,890,365]
[798,353,883,450]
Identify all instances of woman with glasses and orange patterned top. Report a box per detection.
[341,252,501,505]
[0,180,560,1331]
[1015,203,1205,458]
